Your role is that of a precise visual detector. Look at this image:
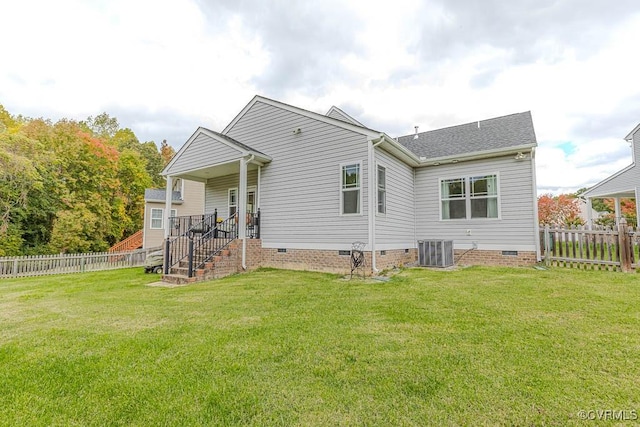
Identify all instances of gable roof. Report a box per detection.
[396,111,537,160]
[162,127,271,176]
[325,106,365,127]
[222,95,422,166]
[624,122,640,141]
[223,95,381,137]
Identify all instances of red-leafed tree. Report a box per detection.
[597,198,637,227]
[538,193,583,226]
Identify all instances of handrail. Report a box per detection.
[188,213,238,276]
[164,209,261,276]
[164,211,220,274]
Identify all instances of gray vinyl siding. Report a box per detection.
[584,167,638,197]
[225,101,369,248]
[374,147,416,248]
[586,128,640,198]
[204,170,258,216]
[326,109,361,126]
[169,133,241,174]
[414,155,537,251]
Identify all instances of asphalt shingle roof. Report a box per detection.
[144,189,182,201]
[200,127,269,157]
[396,111,537,160]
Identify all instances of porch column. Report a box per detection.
[238,158,247,240]
[586,197,593,229]
[614,197,621,225]
[164,175,173,240]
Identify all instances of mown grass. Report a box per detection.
[1,267,639,426]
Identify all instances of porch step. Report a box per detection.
[162,274,198,285]
[163,246,237,284]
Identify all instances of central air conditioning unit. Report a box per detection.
[418,240,454,267]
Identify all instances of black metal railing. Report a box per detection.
[164,209,261,276]
[169,213,216,237]
[189,213,237,275]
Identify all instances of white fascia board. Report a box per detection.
[624,122,640,141]
[581,162,635,197]
[375,133,422,166]
[162,127,271,176]
[161,126,205,175]
[223,95,381,139]
[413,144,537,167]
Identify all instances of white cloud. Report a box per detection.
[1,1,639,194]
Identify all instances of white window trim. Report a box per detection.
[438,172,501,221]
[339,161,363,216]
[228,187,238,219]
[150,208,163,229]
[376,162,387,216]
[150,208,177,229]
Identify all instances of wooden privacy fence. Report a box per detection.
[0,248,158,279]
[540,219,639,271]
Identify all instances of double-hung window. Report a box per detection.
[341,163,361,214]
[377,165,386,214]
[441,174,499,220]
[151,208,163,229]
[150,208,177,229]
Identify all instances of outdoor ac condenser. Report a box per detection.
[418,240,454,267]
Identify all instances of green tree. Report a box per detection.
[83,112,119,139]
[0,132,43,255]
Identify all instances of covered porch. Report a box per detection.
[160,127,271,279]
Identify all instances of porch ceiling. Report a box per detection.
[586,190,636,199]
[171,161,262,182]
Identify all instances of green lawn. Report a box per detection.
[1,267,639,426]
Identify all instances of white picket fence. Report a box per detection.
[0,248,158,279]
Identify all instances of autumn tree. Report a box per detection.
[538,193,583,226]
[160,139,176,166]
[0,105,164,254]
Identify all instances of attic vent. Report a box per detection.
[418,240,454,267]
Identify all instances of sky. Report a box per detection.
[1,0,639,195]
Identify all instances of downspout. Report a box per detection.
[368,137,384,274]
[163,175,173,272]
[241,155,255,270]
[530,148,541,261]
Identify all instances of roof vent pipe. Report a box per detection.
[414,126,419,139]
[477,121,480,129]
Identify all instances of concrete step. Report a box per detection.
[162,274,197,285]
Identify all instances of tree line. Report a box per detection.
[0,105,175,256]
[538,189,636,227]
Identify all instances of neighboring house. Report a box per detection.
[160,95,539,279]
[574,198,602,225]
[583,123,640,226]
[143,178,204,249]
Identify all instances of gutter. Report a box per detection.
[417,143,538,165]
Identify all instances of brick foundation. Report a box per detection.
[374,248,418,271]
[454,249,538,267]
[164,239,538,284]
[260,247,418,275]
